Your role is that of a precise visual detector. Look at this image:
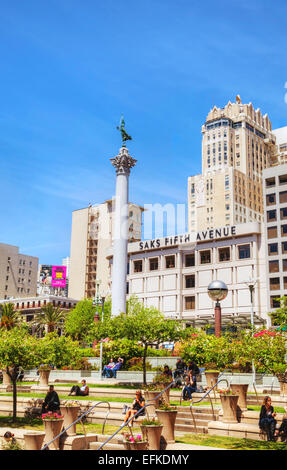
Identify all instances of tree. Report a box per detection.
[33,303,66,334]
[35,332,81,369]
[0,303,21,329]
[269,296,287,331]
[101,297,185,384]
[0,327,38,422]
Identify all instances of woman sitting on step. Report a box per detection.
[259,396,277,441]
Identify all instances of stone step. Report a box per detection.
[89,442,125,450]
[175,423,208,433]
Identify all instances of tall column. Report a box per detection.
[110,147,137,316]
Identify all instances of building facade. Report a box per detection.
[108,223,269,328]
[69,199,144,300]
[188,97,278,233]
[263,163,287,313]
[0,243,38,300]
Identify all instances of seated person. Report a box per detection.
[173,359,187,379]
[123,390,145,424]
[102,358,116,378]
[259,396,277,441]
[163,365,173,381]
[109,357,124,378]
[69,379,89,396]
[42,385,60,414]
[182,376,196,400]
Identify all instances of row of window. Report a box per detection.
[267,225,287,239]
[269,259,287,273]
[268,242,287,256]
[267,208,287,222]
[132,245,251,273]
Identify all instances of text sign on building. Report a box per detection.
[51,266,67,288]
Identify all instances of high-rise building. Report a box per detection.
[0,243,38,299]
[68,199,144,300]
[188,96,277,232]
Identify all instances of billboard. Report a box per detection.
[39,265,52,285]
[51,266,67,288]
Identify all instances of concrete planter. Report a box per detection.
[144,391,161,416]
[205,371,220,389]
[2,369,12,385]
[24,431,45,450]
[60,406,80,435]
[43,418,64,450]
[220,394,239,423]
[230,384,248,411]
[39,370,51,387]
[278,380,287,396]
[155,410,177,443]
[140,424,163,450]
[123,440,148,450]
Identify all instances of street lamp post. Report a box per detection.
[208,280,228,337]
[246,277,258,385]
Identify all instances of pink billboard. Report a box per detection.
[51,266,67,288]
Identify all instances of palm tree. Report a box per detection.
[33,303,66,334]
[0,303,20,329]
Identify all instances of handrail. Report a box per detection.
[41,400,111,450]
[96,380,176,451]
[189,378,229,422]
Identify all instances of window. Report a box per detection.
[165,255,175,269]
[267,210,277,222]
[185,296,195,310]
[270,278,280,291]
[283,259,287,272]
[266,193,276,206]
[270,296,280,308]
[185,254,195,267]
[200,250,211,264]
[282,242,287,254]
[185,275,195,289]
[267,226,277,239]
[133,260,143,273]
[268,243,278,256]
[280,191,287,204]
[238,244,251,259]
[284,277,287,289]
[218,247,230,262]
[149,258,159,271]
[280,208,287,220]
[281,225,287,237]
[269,260,279,273]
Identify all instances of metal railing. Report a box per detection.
[189,378,230,429]
[41,400,111,450]
[96,380,176,451]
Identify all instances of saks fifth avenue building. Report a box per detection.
[108,222,270,329]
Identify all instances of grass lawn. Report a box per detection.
[176,433,287,450]
[0,392,133,404]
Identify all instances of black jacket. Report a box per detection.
[43,391,60,411]
[259,405,276,425]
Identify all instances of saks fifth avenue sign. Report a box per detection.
[138,225,237,251]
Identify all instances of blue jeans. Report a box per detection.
[183,386,196,399]
[102,366,113,377]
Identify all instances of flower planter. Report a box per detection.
[60,406,80,435]
[155,410,177,443]
[123,440,148,450]
[39,370,51,387]
[279,380,287,396]
[160,383,171,404]
[220,395,239,423]
[2,369,12,386]
[140,424,163,450]
[144,391,161,416]
[205,371,220,389]
[230,384,248,411]
[24,431,45,450]
[43,419,64,450]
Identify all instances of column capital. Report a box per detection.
[110,147,137,176]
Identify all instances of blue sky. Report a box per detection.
[0,0,287,264]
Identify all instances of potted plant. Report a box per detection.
[60,400,81,436]
[151,373,173,403]
[38,364,54,387]
[144,383,162,416]
[122,432,148,450]
[140,417,163,450]
[218,389,239,423]
[155,402,177,444]
[42,411,64,450]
